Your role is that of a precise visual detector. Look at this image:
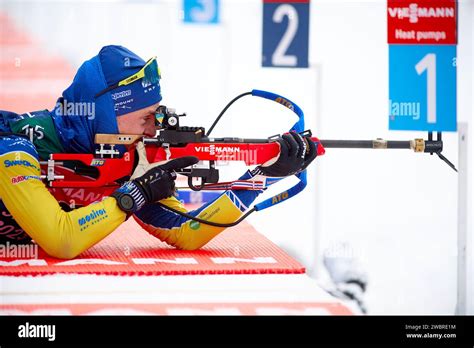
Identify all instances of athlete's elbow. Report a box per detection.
[174,229,221,251]
[40,235,81,259]
[44,244,80,259]
[171,233,208,251]
[54,249,80,260]
[47,219,85,259]
[178,243,204,251]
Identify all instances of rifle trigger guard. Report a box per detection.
[188,176,206,191]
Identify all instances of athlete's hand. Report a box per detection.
[130,141,199,203]
[112,142,198,213]
[255,132,317,177]
[132,156,199,204]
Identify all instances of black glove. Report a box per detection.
[254,132,317,177]
[112,156,199,213]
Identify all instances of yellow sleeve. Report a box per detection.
[0,150,126,259]
[133,192,244,251]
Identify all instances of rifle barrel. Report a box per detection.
[320,139,413,150]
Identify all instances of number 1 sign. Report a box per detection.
[389,45,457,132]
[262,0,310,68]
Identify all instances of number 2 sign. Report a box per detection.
[262,0,310,68]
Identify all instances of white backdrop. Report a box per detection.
[2,0,472,314]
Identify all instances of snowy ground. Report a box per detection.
[0,274,358,315]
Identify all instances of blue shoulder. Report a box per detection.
[0,134,39,161]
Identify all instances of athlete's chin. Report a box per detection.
[143,129,156,137]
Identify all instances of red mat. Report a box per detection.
[0,302,353,315]
[0,218,305,276]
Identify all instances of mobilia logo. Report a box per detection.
[78,208,107,226]
[388,3,455,23]
[195,145,241,156]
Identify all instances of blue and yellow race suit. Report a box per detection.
[0,110,260,259]
[0,48,262,259]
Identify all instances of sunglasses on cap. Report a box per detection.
[94,57,161,98]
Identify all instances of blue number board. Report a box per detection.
[262,0,310,68]
[389,44,457,132]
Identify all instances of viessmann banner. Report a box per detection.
[387,0,457,44]
[388,0,457,132]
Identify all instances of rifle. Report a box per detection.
[39,90,457,226]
